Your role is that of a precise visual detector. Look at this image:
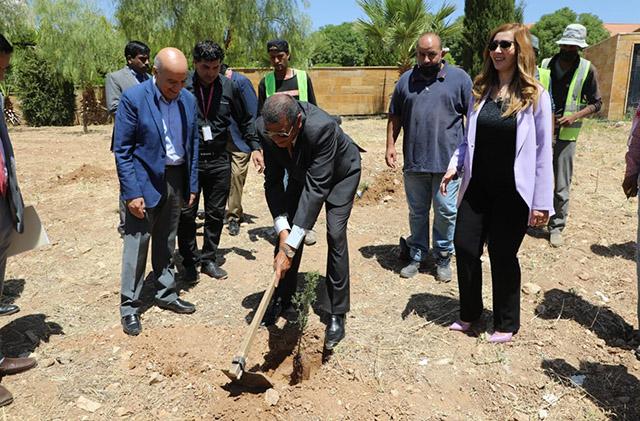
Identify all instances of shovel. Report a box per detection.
[222,271,279,389]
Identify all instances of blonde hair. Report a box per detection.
[472,23,540,117]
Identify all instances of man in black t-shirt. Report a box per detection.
[257,39,317,114]
[257,39,319,246]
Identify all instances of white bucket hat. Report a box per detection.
[556,23,589,48]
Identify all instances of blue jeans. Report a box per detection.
[404,171,459,262]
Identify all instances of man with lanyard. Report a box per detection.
[386,32,472,281]
[105,41,151,236]
[257,39,319,246]
[177,40,264,283]
[223,65,258,237]
[541,24,602,247]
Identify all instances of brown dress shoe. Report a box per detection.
[0,385,13,407]
[0,357,37,376]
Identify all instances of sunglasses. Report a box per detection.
[265,123,295,138]
[488,40,515,51]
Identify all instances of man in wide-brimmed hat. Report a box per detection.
[540,24,602,248]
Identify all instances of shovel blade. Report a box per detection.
[222,368,274,389]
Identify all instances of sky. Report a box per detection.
[306,0,640,29]
[98,1,640,30]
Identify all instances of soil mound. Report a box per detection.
[54,164,113,185]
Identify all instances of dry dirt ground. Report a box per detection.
[1,118,639,420]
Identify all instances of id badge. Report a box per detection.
[202,125,213,141]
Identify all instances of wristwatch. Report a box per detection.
[280,244,296,258]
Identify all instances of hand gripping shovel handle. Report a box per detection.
[228,271,279,379]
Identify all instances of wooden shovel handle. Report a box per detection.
[236,271,280,359]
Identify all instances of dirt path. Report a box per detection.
[1,119,638,420]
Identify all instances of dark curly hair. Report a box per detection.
[193,40,225,62]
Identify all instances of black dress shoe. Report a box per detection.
[0,304,19,316]
[155,298,196,314]
[182,265,199,283]
[261,297,286,326]
[121,314,141,336]
[201,261,228,279]
[324,314,345,350]
[228,219,240,236]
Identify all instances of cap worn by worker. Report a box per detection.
[530,34,539,51]
[267,39,289,53]
[556,23,589,49]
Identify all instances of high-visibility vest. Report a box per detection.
[542,57,591,141]
[264,69,308,101]
[537,67,551,91]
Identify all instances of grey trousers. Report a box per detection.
[548,140,577,233]
[120,165,185,317]
[118,199,126,233]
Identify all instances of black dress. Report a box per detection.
[453,98,530,333]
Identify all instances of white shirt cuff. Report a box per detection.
[285,225,306,250]
[274,215,291,234]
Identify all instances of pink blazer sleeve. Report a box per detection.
[531,89,555,215]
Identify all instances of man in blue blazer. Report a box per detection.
[114,47,199,336]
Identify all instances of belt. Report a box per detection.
[199,150,227,158]
[165,163,186,169]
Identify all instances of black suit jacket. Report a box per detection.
[0,94,24,233]
[257,102,361,230]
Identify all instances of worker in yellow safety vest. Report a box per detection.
[530,34,551,91]
[540,24,602,248]
[257,39,317,114]
[257,39,319,247]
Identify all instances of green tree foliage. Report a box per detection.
[35,0,124,87]
[35,0,125,130]
[115,0,311,68]
[531,7,610,63]
[309,23,368,66]
[357,0,461,69]
[446,15,465,64]
[461,0,516,78]
[0,1,37,94]
[15,47,75,126]
[0,0,34,40]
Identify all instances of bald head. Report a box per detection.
[415,32,443,74]
[153,47,188,100]
[416,33,442,50]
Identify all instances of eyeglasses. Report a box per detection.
[488,40,515,51]
[265,123,295,138]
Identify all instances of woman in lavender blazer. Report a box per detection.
[440,23,554,343]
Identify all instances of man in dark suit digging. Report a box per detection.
[257,94,361,350]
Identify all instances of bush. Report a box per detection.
[15,47,75,126]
